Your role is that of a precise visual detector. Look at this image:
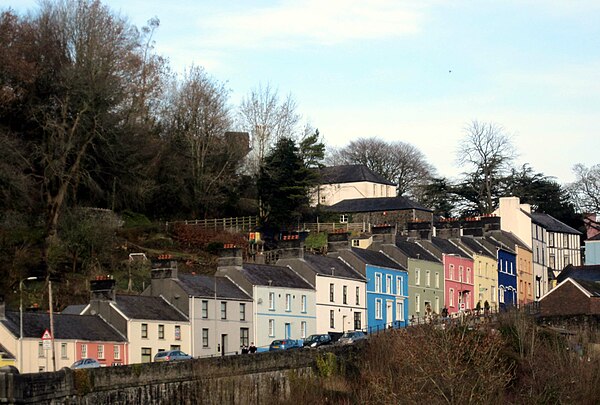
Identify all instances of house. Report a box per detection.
[417,236,475,315]
[481,236,518,307]
[532,218,551,299]
[278,253,367,334]
[216,248,316,350]
[539,277,600,317]
[380,238,444,319]
[584,232,600,265]
[0,301,126,373]
[81,278,190,364]
[143,258,253,357]
[312,164,396,207]
[556,264,600,284]
[323,196,433,229]
[335,248,409,332]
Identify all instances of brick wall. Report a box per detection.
[540,281,591,316]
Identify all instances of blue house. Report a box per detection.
[335,247,409,333]
[483,237,517,307]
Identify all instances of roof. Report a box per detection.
[530,212,582,235]
[488,230,531,252]
[1,311,126,341]
[459,237,498,258]
[588,233,600,241]
[557,264,600,284]
[394,239,440,262]
[317,165,395,186]
[61,304,86,315]
[115,295,188,322]
[350,248,406,271]
[324,196,432,213]
[177,274,251,301]
[240,263,313,289]
[573,278,600,297]
[481,235,516,255]
[430,237,470,257]
[302,254,365,280]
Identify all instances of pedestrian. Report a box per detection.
[241,345,249,354]
[442,306,448,318]
[249,342,257,354]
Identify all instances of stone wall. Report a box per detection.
[0,346,352,404]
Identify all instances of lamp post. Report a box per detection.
[19,276,39,372]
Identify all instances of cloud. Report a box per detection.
[198,0,425,49]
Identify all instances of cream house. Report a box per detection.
[278,253,367,334]
[81,278,190,364]
[311,164,396,207]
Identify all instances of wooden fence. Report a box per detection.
[294,222,368,233]
[165,216,258,232]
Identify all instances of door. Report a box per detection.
[221,334,227,357]
[285,323,291,339]
[342,315,347,332]
[386,301,393,327]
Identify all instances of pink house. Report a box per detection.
[76,341,128,367]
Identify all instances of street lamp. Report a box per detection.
[19,276,39,372]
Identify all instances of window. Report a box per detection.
[549,254,556,269]
[202,328,209,347]
[356,286,360,305]
[158,324,165,340]
[141,323,148,339]
[449,289,454,307]
[386,275,392,294]
[354,312,362,330]
[548,233,554,247]
[375,299,382,319]
[240,328,249,347]
[170,345,180,351]
[97,345,104,360]
[301,322,307,338]
[415,295,421,313]
[449,264,454,280]
[435,272,440,289]
[114,345,121,360]
[500,287,505,303]
[202,300,208,318]
[352,239,360,247]
[330,283,335,302]
[340,214,348,223]
[268,319,275,336]
[175,325,181,340]
[563,234,569,248]
[320,195,326,204]
[38,342,45,358]
[426,270,430,287]
[81,344,87,358]
[458,266,464,281]
[301,295,307,313]
[435,297,440,314]
[396,276,403,296]
[330,310,335,328]
[141,348,152,363]
[286,294,291,311]
[343,286,348,304]
[221,302,227,319]
[375,273,382,292]
[269,292,276,310]
[491,286,496,302]
[466,268,471,284]
[396,301,404,321]
[61,343,67,359]
[415,268,420,285]
[240,303,246,321]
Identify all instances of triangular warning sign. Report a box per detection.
[41,329,52,340]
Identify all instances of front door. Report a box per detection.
[221,334,227,357]
[386,301,393,327]
[285,323,291,339]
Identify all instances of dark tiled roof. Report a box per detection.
[557,265,600,283]
[1,312,126,341]
[177,274,251,301]
[61,304,86,315]
[317,165,395,186]
[324,196,432,213]
[572,278,600,297]
[481,235,516,255]
[394,239,440,262]
[460,237,498,257]
[302,254,365,280]
[350,248,405,271]
[430,237,469,257]
[115,295,187,322]
[241,263,313,289]
[488,230,531,251]
[531,213,582,235]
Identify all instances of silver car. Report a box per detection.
[337,331,367,345]
[71,358,101,369]
[154,350,192,362]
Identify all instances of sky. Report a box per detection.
[2,0,599,184]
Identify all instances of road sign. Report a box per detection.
[42,329,52,349]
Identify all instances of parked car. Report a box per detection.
[303,334,332,348]
[154,350,192,362]
[337,331,367,345]
[71,358,101,369]
[268,339,301,351]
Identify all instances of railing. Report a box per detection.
[165,216,258,232]
[295,222,367,233]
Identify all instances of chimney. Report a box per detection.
[217,245,244,270]
[90,277,116,301]
[407,221,432,240]
[151,255,178,279]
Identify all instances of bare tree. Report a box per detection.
[456,121,516,214]
[568,163,600,213]
[237,83,300,174]
[328,137,435,196]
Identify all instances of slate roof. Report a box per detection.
[317,165,395,186]
[572,278,600,297]
[1,311,126,341]
[459,237,498,257]
[61,304,86,315]
[557,264,600,284]
[240,263,313,289]
[115,295,188,322]
[530,212,582,235]
[481,235,516,255]
[350,248,406,271]
[394,239,440,263]
[430,237,470,257]
[302,254,365,280]
[488,230,531,251]
[323,196,432,213]
[177,274,251,301]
